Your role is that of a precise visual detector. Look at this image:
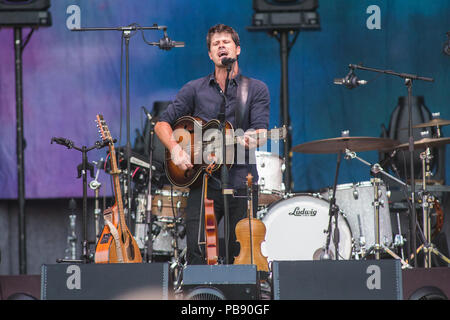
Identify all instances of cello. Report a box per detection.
[202,163,219,265]
[234,173,268,272]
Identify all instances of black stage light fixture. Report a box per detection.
[0,0,51,27]
[0,0,52,274]
[0,0,50,10]
[253,0,318,12]
[250,0,320,31]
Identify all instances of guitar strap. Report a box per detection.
[235,75,250,130]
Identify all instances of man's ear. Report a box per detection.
[208,50,213,61]
[236,46,241,57]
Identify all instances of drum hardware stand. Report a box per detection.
[354,214,367,259]
[51,137,109,264]
[322,150,343,260]
[89,158,103,241]
[407,147,450,267]
[393,212,407,261]
[344,149,412,268]
[348,64,434,267]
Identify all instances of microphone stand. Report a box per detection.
[218,64,233,265]
[348,64,434,268]
[52,137,109,263]
[71,24,183,230]
[144,113,155,263]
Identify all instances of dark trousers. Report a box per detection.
[185,184,258,265]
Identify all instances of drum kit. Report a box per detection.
[130,117,450,270]
[257,117,450,268]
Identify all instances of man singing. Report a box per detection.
[155,24,270,265]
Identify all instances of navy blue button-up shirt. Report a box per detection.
[159,71,270,190]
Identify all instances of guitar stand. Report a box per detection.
[51,137,109,263]
[344,149,412,269]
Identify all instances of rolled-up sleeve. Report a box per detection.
[248,80,270,130]
[158,81,196,125]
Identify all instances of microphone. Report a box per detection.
[51,137,74,149]
[334,71,367,89]
[142,106,152,121]
[221,57,237,66]
[156,35,185,50]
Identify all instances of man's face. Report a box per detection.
[208,32,241,67]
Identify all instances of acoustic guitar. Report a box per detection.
[164,116,286,188]
[94,114,142,263]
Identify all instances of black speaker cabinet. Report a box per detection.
[402,267,450,300]
[182,265,260,300]
[41,263,172,300]
[0,275,41,300]
[273,260,403,300]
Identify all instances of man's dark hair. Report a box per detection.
[206,24,240,51]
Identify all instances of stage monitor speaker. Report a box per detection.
[402,267,450,300]
[0,275,40,300]
[182,265,260,300]
[41,263,172,300]
[272,260,403,300]
[0,0,50,11]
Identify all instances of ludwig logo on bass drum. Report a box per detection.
[288,207,317,217]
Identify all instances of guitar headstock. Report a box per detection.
[95,114,113,145]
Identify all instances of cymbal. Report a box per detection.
[395,137,450,150]
[292,137,400,154]
[412,118,450,128]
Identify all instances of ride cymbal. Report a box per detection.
[395,137,450,150]
[292,137,399,154]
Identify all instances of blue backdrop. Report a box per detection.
[0,0,449,199]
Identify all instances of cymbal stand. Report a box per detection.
[344,149,411,268]
[322,150,342,260]
[412,147,450,267]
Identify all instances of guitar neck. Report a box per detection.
[231,127,286,145]
[109,145,127,230]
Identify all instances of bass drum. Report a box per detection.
[260,194,353,262]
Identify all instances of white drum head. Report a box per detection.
[261,194,352,262]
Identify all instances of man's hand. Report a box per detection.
[237,129,266,149]
[170,144,193,171]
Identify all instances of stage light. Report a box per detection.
[0,0,50,11]
[253,0,319,12]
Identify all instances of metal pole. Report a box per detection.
[14,27,27,274]
[124,32,132,227]
[406,80,417,268]
[279,31,293,192]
